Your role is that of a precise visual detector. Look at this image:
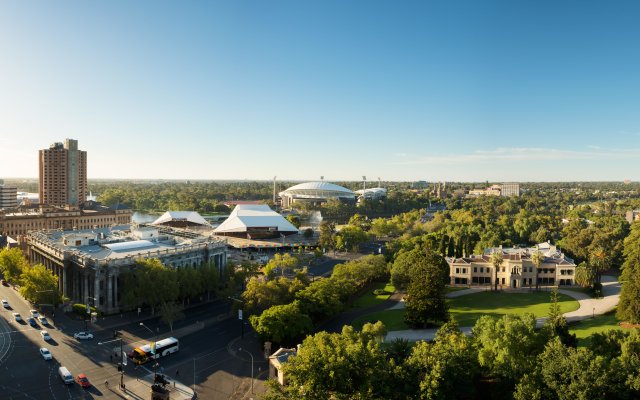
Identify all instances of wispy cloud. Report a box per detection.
[391,147,640,165]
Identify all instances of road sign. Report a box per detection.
[238,309,243,320]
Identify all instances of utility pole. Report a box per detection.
[228,297,245,339]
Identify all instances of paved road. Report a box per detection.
[0,283,264,400]
[386,275,622,342]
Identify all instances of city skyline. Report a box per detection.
[1,1,640,182]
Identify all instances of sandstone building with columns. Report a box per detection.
[27,224,227,314]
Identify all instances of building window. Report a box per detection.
[473,267,477,273]
[480,267,484,273]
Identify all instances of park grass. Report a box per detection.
[569,311,625,347]
[353,309,409,331]
[352,282,395,309]
[352,291,580,331]
[449,291,579,327]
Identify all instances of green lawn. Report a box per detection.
[351,282,395,309]
[353,309,409,331]
[569,312,624,347]
[352,291,580,331]
[449,291,579,327]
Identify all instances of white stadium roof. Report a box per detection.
[279,182,355,198]
[214,204,298,234]
[151,211,211,227]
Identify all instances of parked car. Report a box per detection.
[73,331,94,340]
[0,279,8,286]
[30,310,40,318]
[40,330,51,341]
[1,299,9,308]
[12,312,22,322]
[28,317,37,327]
[75,373,91,388]
[39,347,53,360]
[38,316,49,326]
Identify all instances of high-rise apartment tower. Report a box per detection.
[39,139,87,206]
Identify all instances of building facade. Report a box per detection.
[0,184,17,209]
[27,224,227,314]
[500,183,521,197]
[39,139,87,206]
[0,202,132,238]
[447,243,576,288]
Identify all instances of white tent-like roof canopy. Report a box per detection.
[214,204,298,234]
[151,211,211,227]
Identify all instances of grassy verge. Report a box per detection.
[351,282,395,309]
[569,311,624,347]
[449,291,579,327]
[353,309,409,331]
[352,290,580,331]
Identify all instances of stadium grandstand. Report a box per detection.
[279,181,356,208]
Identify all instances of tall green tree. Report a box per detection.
[159,301,185,332]
[617,222,640,323]
[0,247,29,283]
[490,250,503,291]
[404,249,449,328]
[19,264,61,305]
[531,250,544,290]
[405,321,478,400]
[249,301,312,345]
[574,261,596,288]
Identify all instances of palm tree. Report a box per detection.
[490,250,503,291]
[531,250,544,291]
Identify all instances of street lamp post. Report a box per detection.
[140,323,159,377]
[238,347,254,394]
[85,296,97,331]
[98,334,125,390]
[228,297,245,339]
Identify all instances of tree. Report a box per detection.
[574,261,596,288]
[295,278,343,320]
[472,313,545,383]
[286,214,301,229]
[265,324,395,400]
[159,301,185,332]
[249,301,312,345]
[0,247,29,283]
[406,321,478,400]
[318,221,335,252]
[242,276,306,316]
[531,249,544,290]
[19,264,61,305]
[404,249,449,328]
[544,287,577,347]
[335,225,370,252]
[490,250,503,291]
[617,222,640,324]
[390,248,424,291]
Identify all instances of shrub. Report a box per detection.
[73,303,98,316]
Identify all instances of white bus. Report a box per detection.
[129,337,179,365]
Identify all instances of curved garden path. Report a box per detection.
[385,275,621,342]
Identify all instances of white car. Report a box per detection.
[38,316,49,326]
[39,347,53,360]
[12,312,22,321]
[40,330,51,341]
[30,310,40,318]
[73,332,94,340]
[1,299,9,308]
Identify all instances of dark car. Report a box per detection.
[0,279,8,286]
[28,317,38,327]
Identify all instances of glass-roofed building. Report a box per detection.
[27,224,227,314]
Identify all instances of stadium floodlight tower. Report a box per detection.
[273,176,277,205]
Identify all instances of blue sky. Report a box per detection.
[1,1,639,182]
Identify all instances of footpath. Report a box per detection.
[386,275,621,342]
